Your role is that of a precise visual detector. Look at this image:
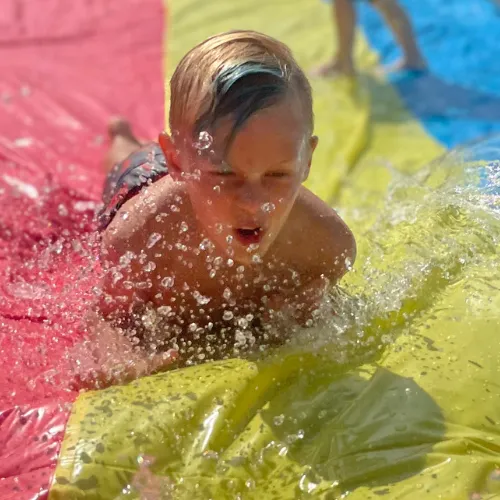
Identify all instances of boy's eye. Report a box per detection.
[212,170,234,176]
[266,172,289,178]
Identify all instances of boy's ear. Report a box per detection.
[303,135,318,181]
[158,131,182,180]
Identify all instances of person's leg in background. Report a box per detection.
[313,0,357,77]
[371,0,426,72]
[313,0,426,77]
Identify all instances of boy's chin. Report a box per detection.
[230,244,270,266]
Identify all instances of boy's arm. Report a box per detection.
[75,310,178,389]
[268,188,357,325]
[76,210,177,388]
[295,186,356,283]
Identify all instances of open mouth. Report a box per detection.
[234,227,263,245]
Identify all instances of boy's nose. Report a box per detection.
[236,182,265,212]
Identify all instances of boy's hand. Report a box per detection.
[73,347,179,391]
[70,312,178,390]
[265,275,330,327]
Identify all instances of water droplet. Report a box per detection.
[209,269,216,278]
[273,414,285,426]
[215,223,223,234]
[213,185,221,194]
[143,262,156,272]
[195,131,213,150]
[122,484,133,495]
[160,276,174,288]
[193,291,211,305]
[263,284,271,292]
[245,479,255,490]
[237,266,245,273]
[223,288,232,300]
[251,254,262,264]
[57,204,68,217]
[234,330,247,346]
[199,238,214,251]
[170,204,180,212]
[227,259,234,267]
[71,239,83,253]
[237,317,248,329]
[245,314,254,322]
[226,234,233,244]
[223,310,234,321]
[261,202,276,213]
[180,221,188,232]
[121,211,129,220]
[147,232,162,248]
[213,257,222,267]
[157,306,172,316]
[112,271,123,284]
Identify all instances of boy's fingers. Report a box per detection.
[72,349,179,391]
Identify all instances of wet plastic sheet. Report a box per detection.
[2,0,500,498]
[0,403,72,500]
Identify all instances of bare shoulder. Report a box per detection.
[98,177,193,317]
[276,186,356,282]
[102,176,188,256]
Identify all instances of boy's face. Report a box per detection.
[167,99,317,265]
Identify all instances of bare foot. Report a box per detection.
[108,117,142,145]
[311,59,355,78]
[382,57,427,75]
[104,117,143,173]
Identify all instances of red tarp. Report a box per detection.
[0,0,165,497]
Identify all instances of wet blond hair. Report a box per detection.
[169,30,313,145]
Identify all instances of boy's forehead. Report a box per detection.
[208,101,307,155]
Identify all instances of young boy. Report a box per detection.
[314,0,426,77]
[83,30,356,387]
